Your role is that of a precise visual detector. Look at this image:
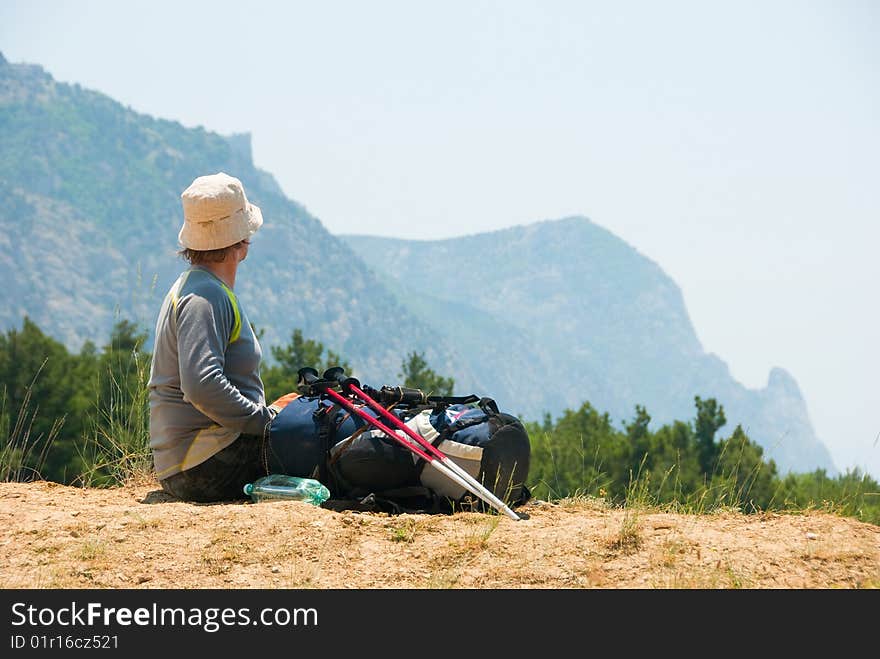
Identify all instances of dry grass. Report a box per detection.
[389,518,423,543]
[607,509,643,553]
[1,481,878,589]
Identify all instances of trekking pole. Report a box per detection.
[297,368,496,513]
[297,368,522,521]
[322,367,524,521]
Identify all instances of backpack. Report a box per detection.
[266,394,531,515]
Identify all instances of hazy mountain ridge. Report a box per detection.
[342,221,837,475]
[0,52,836,475]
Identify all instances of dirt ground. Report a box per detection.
[1,478,878,589]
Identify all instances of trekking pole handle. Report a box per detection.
[297,367,319,386]
[323,367,360,390]
[297,367,341,396]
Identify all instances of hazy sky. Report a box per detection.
[2,1,878,478]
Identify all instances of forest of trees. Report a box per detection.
[1,317,877,524]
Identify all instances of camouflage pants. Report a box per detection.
[159,433,267,503]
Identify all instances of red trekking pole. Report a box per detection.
[312,367,524,521]
[299,367,523,521]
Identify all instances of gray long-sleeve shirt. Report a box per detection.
[148,266,273,480]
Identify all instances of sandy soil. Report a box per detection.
[1,478,878,589]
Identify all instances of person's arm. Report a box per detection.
[176,292,273,436]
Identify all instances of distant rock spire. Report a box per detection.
[767,366,803,400]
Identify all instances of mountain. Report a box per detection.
[0,52,476,387]
[0,52,836,474]
[342,220,837,474]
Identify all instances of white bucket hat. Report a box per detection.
[178,172,263,251]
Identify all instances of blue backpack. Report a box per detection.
[266,395,531,514]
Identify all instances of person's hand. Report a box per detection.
[268,391,300,415]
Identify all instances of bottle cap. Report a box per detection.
[243,483,253,495]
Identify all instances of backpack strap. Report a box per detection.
[478,397,500,415]
[368,386,479,408]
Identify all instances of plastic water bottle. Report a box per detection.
[243,475,330,505]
